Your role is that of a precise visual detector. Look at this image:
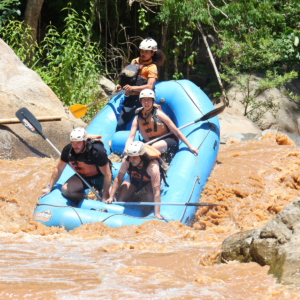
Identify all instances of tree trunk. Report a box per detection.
[161,22,168,80]
[24,0,44,46]
[186,41,189,80]
[105,0,108,71]
[196,21,229,105]
[174,23,178,75]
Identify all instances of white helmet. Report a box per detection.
[127,141,146,156]
[70,127,88,141]
[139,38,157,52]
[139,89,155,101]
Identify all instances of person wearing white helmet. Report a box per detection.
[41,127,112,203]
[123,89,198,161]
[115,37,166,132]
[105,141,164,219]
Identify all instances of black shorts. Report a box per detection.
[144,135,179,155]
[74,174,104,191]
[163,135,179,154]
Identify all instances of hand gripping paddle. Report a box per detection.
[146,105,226,145]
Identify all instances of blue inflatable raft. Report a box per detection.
[33,80,220,230]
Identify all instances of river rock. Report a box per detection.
[218,106,262,138]
[0,38,86,160]
[227,74,300,135]
[98,76,115,95]
[217,197,300,286]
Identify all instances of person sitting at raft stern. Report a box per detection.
[123,89,198,159]
[115,37,166,132]
[105,141,166,220]
[41,127,112,203]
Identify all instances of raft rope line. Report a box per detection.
[98,213,172,223]
[36,202,84,225]
[173,80,204,115]
[179,128,211,223]
[35,202,172,225]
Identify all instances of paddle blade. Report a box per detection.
[69,104,88,118]
[15,107,43,136]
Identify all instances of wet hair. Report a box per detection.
[152,49,166,66]
[126,152,155,164]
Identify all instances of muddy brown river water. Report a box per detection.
[1,133,300,299]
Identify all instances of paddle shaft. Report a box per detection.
[0,116,62,125]
[18,112,102,201]
[86,90,125,108]
[114,202,218,206]
[146,105,225,145]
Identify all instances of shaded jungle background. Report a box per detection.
[1,0,300,122]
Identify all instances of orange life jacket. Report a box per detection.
[136,105,170,141]
[68,137,109,179]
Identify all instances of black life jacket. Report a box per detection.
[68,139,111,178]
[128,157,169,189]
[119,60,155,88]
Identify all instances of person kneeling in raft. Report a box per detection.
[123,89,198,158]
[105,141,167,219]
[41,127,112,203]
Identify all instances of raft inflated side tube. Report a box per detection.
[111,131,140,155]
[33,80,219,229]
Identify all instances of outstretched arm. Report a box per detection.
[105,171,125,203]
[41,159,67,197]
[99,162,112,202]
[124,117,139,155]
[158,112,198,155]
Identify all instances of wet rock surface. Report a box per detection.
[218,197,300,286]
[0,39,85,160]
[218,106,262,137]
[227,74,300,134]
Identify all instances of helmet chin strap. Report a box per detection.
[143,103,154,117]
[136,157,143,168]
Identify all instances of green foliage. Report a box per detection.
[0,0,20,25]
[0,6,104,122]
[222,68,298,122]
[0,18,41,67]
[37,8,104,111]
[172,72,184,80]
[138,8,149,31]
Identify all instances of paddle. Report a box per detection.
[69,90,125,118]
[146,105,225,145]
[15,107,102,201]
[113,202,218,206]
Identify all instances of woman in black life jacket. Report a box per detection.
[105,141,163,219]
[115,38,166,131]
[123,89,198,159]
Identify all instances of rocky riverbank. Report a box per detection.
[213,131,300,287]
